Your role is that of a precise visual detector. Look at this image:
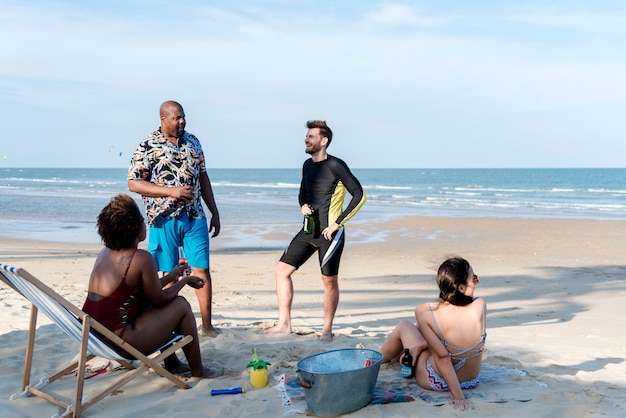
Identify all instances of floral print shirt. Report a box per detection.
[128,128,207,225]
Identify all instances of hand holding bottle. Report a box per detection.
[303,205,315,234]
[178,247,191,277]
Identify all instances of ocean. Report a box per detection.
[1,167,625,244]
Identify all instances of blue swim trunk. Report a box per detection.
[148,211,210,272]
[426,358,480,391]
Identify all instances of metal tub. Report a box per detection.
[296,348,383,416]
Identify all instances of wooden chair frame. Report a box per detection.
[0,263,192,417]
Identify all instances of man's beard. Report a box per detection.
[305,144,319,155]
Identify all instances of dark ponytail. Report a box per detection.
[436,257,474,306]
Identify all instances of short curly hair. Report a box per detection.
[97,194,145,250]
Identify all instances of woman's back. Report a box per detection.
[417,297,486,381]
[83,248,144,332]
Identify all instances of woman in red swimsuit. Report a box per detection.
[83,194,220,379]
[378,257,486,411]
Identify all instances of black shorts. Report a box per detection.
[279,228,345,276]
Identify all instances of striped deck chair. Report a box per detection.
[0,263,193,418]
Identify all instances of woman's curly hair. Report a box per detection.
[97,194,144,250]
[436,257,474,306]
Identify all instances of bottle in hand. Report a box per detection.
[401,348,415,379]
[178,246,190,277]
[303,215,314,234]
[303,205,315,234]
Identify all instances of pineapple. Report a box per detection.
[246,348,271,388]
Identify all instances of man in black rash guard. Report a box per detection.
[261,120,366,342]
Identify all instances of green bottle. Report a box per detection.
[303,206,314,234]
[304,214,314,234]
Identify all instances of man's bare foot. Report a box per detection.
[319,331,333,343]
[189,367,223,381]
[355,343,365,349]
[199,326,221,338]
[260,324,292,335]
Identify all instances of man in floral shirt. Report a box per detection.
[128,100,221,342]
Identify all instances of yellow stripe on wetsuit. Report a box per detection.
[329,181,367,227]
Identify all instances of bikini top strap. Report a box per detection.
[122,249,138,281]
[428,303,447,345]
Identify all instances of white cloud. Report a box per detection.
[364,3,458,27]
[0,1,625,168]
[508,6,626,35]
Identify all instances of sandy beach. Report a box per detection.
[1,215,625,417]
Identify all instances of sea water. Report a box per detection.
[0,167,625,244]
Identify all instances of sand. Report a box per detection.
[1,216,625,417]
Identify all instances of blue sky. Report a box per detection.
[1,0,625,168]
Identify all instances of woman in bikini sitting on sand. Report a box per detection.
[378,256,486,411]
[83,193,221,379]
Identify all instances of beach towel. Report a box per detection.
[274,365,537,415]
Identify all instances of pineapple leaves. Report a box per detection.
[246,348,271,370]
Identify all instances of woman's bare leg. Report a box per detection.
[120,296,211,377]
[379,320,428,363]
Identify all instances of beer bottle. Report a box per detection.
[401,348,415,379]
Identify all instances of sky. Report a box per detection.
[1,0,625,169]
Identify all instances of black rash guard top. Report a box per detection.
[298,155,366,230]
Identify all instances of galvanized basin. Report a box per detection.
[296,348,383,416]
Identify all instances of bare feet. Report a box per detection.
[260,323,292,335]
[199,326,221,338]
[319,331,333,343]
[190,367,223,381]
[355,343,365,349]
